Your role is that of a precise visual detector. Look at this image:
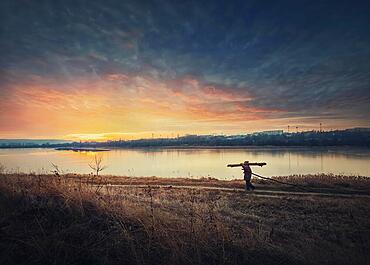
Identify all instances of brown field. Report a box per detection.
[0,173,370,265]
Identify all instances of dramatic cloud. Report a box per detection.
[0,0,369,138]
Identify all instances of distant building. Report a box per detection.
[226,135,246,140]
[253,130,284,136]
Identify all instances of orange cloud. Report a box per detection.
[0,73,282,139]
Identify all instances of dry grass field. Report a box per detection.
[1,173,370,265]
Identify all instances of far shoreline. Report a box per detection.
[1,145,370,150]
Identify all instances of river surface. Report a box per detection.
[0,147,369,179]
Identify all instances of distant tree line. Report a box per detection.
[1,128,369,148]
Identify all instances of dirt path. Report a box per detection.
[98,183,370,199]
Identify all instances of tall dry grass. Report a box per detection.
[64,173,370,193]
[0,172,369,265]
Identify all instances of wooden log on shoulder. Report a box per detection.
[249,162,267,167]
[227,163,243,167]
[227,162,266,167]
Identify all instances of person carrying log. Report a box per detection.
[227,161,266,191]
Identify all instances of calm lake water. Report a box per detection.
[0,147,369,179]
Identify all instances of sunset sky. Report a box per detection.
[1,0,370,140]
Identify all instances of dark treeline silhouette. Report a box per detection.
[1,128,369,148]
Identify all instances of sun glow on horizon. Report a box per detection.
[0,75,277,139]
[0,73,367,140]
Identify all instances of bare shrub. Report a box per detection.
[89,155,107,176]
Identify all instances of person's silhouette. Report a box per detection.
[242,161,255,191]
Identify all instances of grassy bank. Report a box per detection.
[1,173,370,265]
[82,173,370,192]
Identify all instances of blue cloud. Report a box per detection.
[0,0,369,122]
